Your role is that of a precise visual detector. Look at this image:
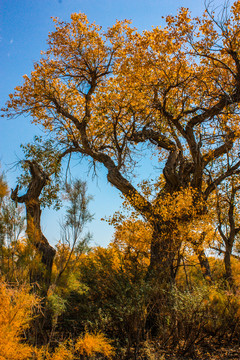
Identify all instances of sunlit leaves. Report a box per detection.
[75,332,115,359]
[0,282,39,360]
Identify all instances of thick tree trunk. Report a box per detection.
[11,160,56,296]
[145,222,182,337]
[148,222,181,284]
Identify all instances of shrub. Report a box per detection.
[75,332,115,359]
[0,281,39,360]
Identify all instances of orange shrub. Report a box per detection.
[75,332,115,359]
[0,282,39,360]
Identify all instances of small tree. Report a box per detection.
[55,179,93,285]
[213,177,240,288]
[0,169,25,281]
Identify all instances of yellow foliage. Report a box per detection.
[232,258,240,287]
[43,342,73,360]
[0,170,8,202]
[75,332,115,359]
[113,219,151,268]
[4,4,240,237]
[0,282,39,360]
[0,182,8,200]
[36,332,115,360]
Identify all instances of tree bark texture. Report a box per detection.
[148,222,182,284]
[11,160,56,296]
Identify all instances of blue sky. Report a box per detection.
[0,0,235,247]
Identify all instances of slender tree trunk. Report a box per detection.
[224,245,234,288]
[196,247,212,282]
[11,160,56,296]
[25,198,56,294]
[190,231,212,282]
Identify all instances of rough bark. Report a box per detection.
[147,220,182,284]
[11,160,56,296]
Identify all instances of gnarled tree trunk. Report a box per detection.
[11,160,56,296]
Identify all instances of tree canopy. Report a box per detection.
[3,2,240,282]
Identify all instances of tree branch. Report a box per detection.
[204,160,240,199]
